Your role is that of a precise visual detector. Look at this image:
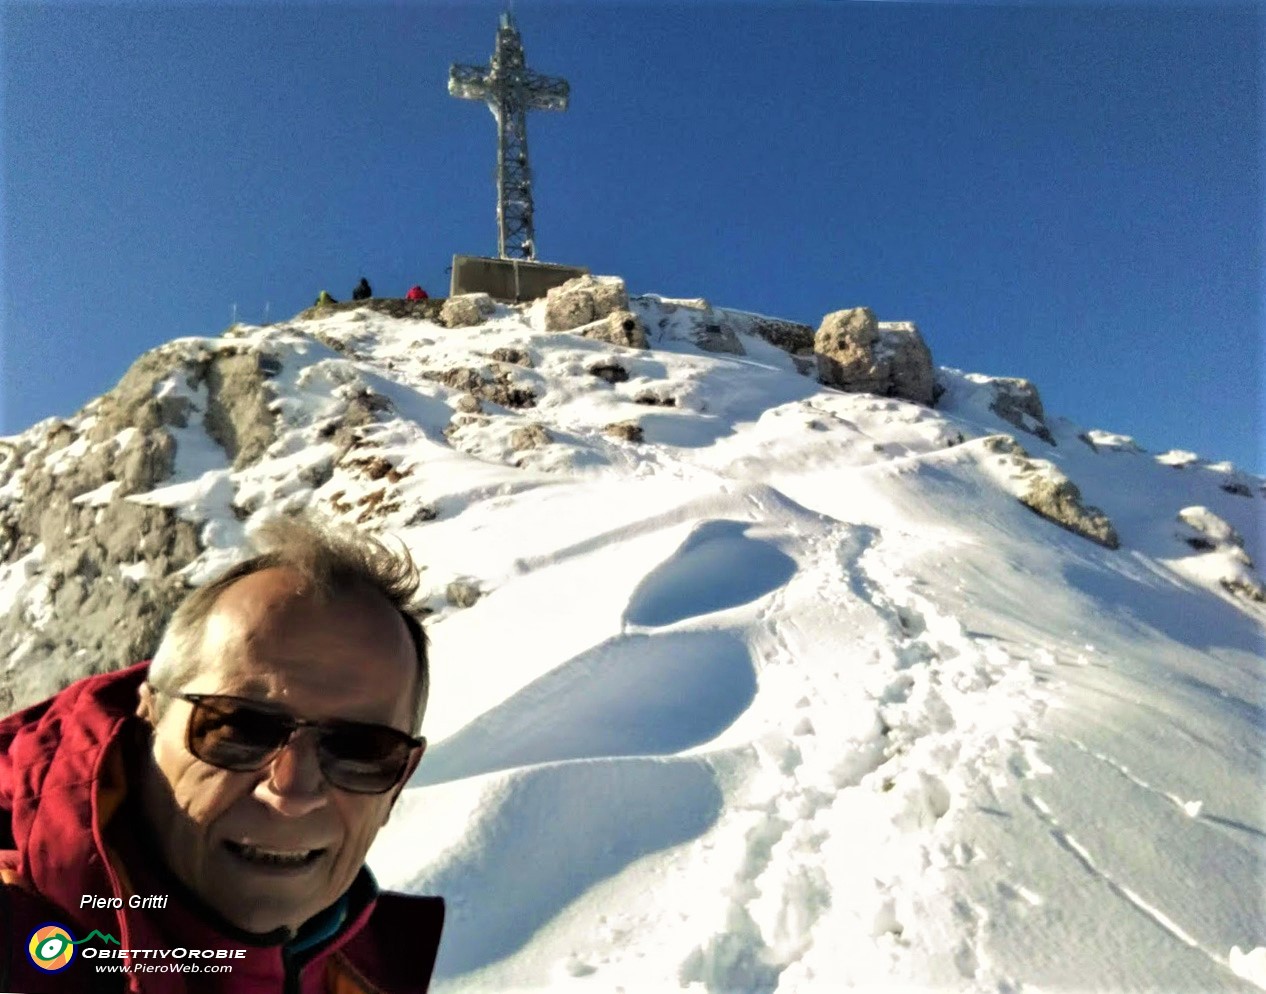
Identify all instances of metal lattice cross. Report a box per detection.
[450,11,570,261]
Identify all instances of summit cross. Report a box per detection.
[449,11,570,262]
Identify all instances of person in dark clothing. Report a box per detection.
[353,278,373,301]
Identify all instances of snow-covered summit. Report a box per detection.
[1,283,1263,991]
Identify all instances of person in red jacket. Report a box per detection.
[405,286,428,301]
[0,514,444,993]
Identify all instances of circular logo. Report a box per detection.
[28,923,76,972]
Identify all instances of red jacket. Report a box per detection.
[0,664,444,994]
[405,287,428,301]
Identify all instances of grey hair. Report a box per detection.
[149,512,430,732]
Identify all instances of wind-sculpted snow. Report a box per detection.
[414,631,756,784]
[624,520,798,627]
[2,295,1263,992]
[384,757,724,976]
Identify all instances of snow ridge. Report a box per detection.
[0,292,1262,991]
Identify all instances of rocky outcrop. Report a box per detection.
[545,276,629,332]
[422,365,537,410]
[1021,474,1119,549]
[1176,507,1264,602]
[988,378,1055,446]
[441,293,498,329]
[604,421,644,443]
[982,435,1119,549]
[490,347,533,368]
[644,298,746,356]
[509,424,551,452]
[297,296,446,324]
[446,579,482,608]
[692,322,744,356]
[0,341,254,710]
[712,308,815,357]
[588,362,629,384]
[203,352,278,468]
[814,308,936,406]
[576,310,648,350]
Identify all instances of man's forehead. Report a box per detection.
[192,567,416,715]
[208,567,396,630]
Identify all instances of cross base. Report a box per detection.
[450,254,589,304]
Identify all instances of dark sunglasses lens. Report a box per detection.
[189,699,292,771]
[317,724,415,794]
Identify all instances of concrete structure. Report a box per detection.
[450,254,589,304]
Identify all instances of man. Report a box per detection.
[0,516,444,992]
[352,278,373,301]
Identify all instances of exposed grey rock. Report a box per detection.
[404,505,438,526]
[323,388,395,455]
[814,309,936,406]
[446,579,482,608]
[509,424,551,452]
[295,297,446,324]
[491,347,533,367]
[441,293,497,329]
[202,352,277,468]
[989,378,1055,446]
[693,323,745,356]
[588,362,629,385]
[749,317,815,355]
[1175,506,1263,601]
[1177,506,1244,548]
[982,434,1025,456]
[545,276,629,332]
[979,436,1119,549]
[1020,471,1120,549]
[1221,479,1254,498]
[576,310,648,350]
[424,366,537,410]
[712,309,815,356]
[604,421,644,443]
[633,392,676,408]
[443,414,490,440]
[1221,576,1266,602]
[877,322,937,409]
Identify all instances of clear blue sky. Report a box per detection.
[3,2,1262,472]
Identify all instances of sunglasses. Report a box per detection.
[149,687,425,795]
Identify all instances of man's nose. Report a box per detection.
[254,728,328,816]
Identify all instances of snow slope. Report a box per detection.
[7,291,1263,991]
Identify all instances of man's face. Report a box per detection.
[137,568,422,935]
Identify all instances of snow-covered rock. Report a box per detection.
[1,284,1262,993]
[544,274,629,331]
[814,307,936,406]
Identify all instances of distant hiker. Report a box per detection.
[353,277,373,301]
[315,289,338,306]
[406,285,429,301]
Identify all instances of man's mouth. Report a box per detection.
[224,840,325,869]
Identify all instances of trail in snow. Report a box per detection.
[5,295,1261,991]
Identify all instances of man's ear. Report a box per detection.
[381,740,425,825]
[136,683,159,727]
